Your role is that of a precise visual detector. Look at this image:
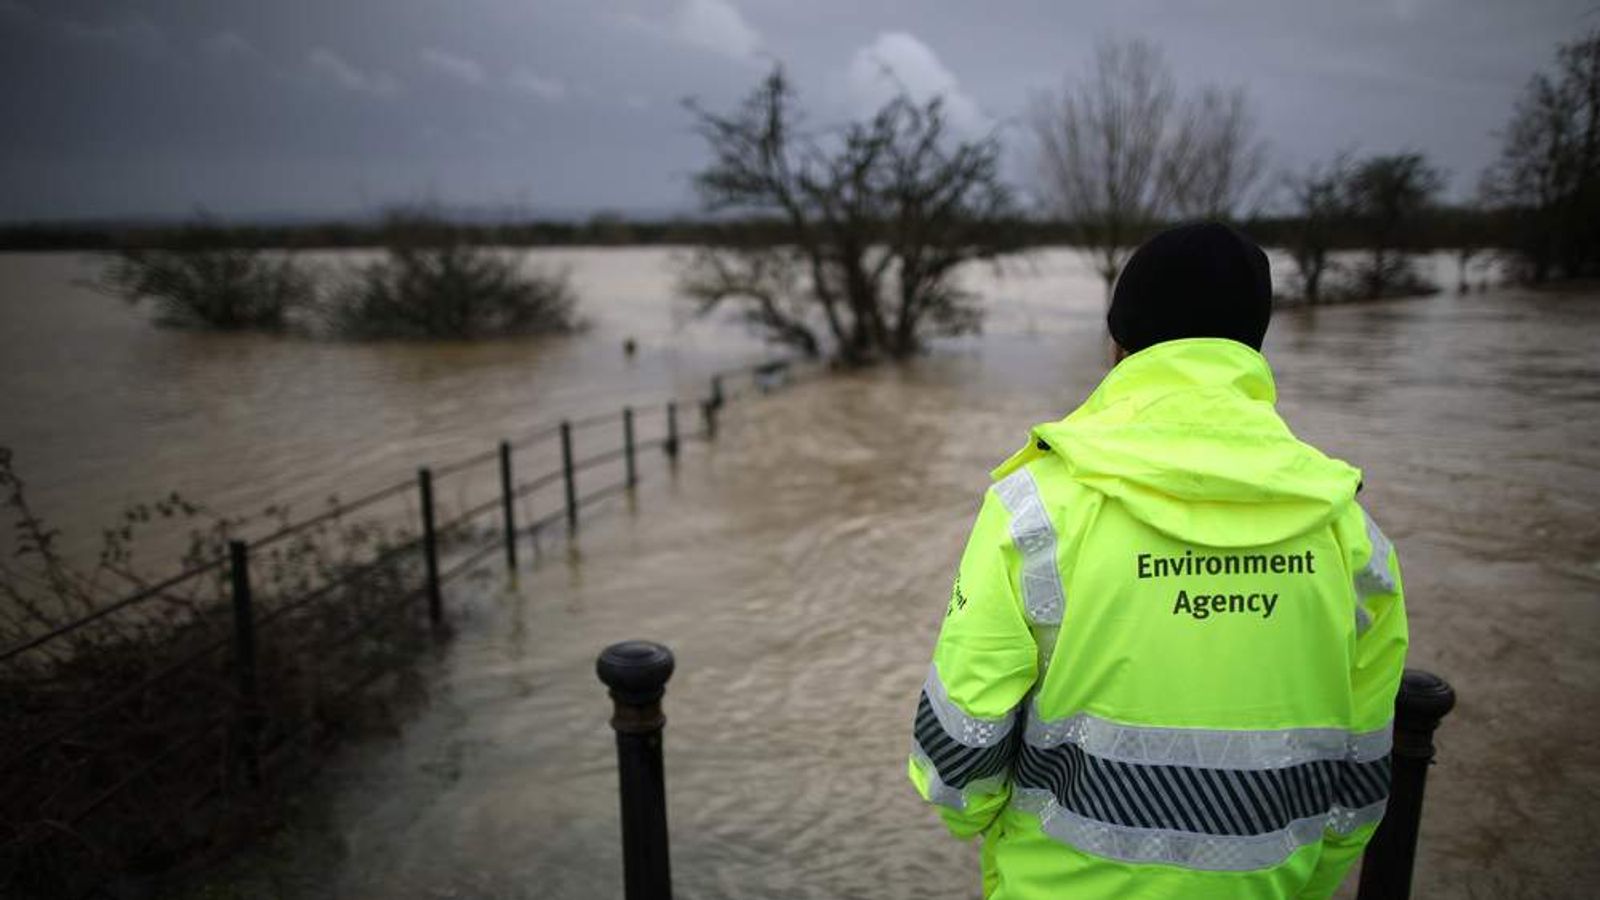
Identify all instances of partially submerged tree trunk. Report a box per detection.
[1283,154,1353,305]
[1347,154,1446,299]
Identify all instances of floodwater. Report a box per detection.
[0,248,771,564]
[2,249,1598,898]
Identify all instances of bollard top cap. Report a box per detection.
[1398,668,1457,721]
[597,640,675,703]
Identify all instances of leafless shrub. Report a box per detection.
[0,448,436,898]
[1346,153,1446,299]
[329,211,581,339]
[1281,153,1356,305]
[98,224,313,331]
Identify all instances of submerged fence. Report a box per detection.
[0,358,807,898]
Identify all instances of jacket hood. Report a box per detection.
[993,338,1361,547]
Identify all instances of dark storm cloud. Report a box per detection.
[0,0,1590,221]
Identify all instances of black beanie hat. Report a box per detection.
[1106,222,1273,353]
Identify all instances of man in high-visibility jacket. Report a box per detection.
[909,222,1408,899]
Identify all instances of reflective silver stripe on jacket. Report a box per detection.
[1353,508,1394,634]
[1013,709,1393,870]
[1355,510,1395,598]
[923,664,1017,748]
[991,467,1065,626]
[1024,706,1393,767]
[1013,787,1386,871]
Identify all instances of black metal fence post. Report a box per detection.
[623,406,637,488]
[701,399,717,440]
[710,374,724,411]
[664,402,679,459]
[228,540,262,788]
[596,641,675,900]
[560,420,578,532]
[418,467,442,624]
[499,440,518,573]
[1356,669,1457,900]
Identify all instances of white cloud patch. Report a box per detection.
[674,0,761,60]
[507,67,568,102]
[421,47,487,86]
[847,32,983,133]
[615,0,760,62]
[201,30,258,62]
[307,47,399,97]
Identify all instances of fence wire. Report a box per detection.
[3,359,794,893]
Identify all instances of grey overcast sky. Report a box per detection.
[0,0,1591,222]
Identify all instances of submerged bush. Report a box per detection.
[330,214,580,339]
[101,215,583,340]
[99,225,313,331]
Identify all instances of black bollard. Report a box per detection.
[664,402,679,459]
[701,399,717,440]
[1356,669,1457,900]
[596,641,676,900]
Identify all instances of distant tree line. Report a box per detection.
[0,208,1516,256]
[6,30,1597,357]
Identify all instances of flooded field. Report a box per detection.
[2,250,1597,897]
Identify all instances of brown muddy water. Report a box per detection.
[2,250,1598,898]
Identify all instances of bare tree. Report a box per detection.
[1346,153,1446,299]
[1162,86,1270,221]
[1028,39,1270,301]
[1282,153,1354,304]
[681,68,1016,364]
[680,240,822,358]
[1443,198,1486,293]
[329,209,580,339]
[1028,38,1175,299]
[1481,30,1600,282]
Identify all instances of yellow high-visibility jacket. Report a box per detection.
[909,338,1408,899]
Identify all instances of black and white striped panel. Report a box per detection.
[1014,740,1390,837]
[914,691,1020,790]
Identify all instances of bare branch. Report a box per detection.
[1162,86,1270,221]
[1028,38,1175,296]
[682,66,1016,362]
